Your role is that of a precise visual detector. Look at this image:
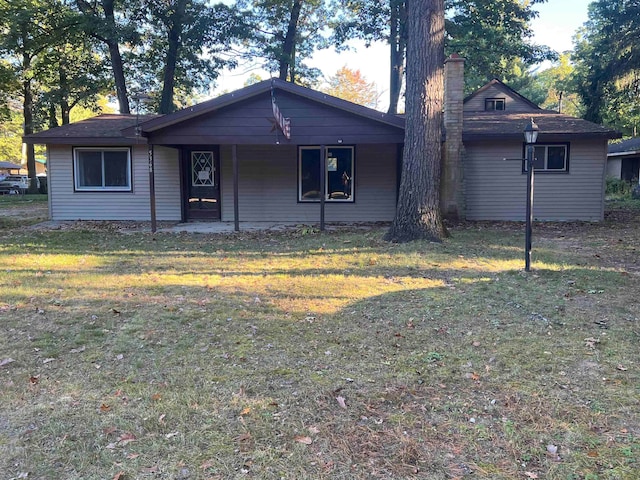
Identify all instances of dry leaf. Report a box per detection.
[0,358,15,367]
[42,358,55,364]
[112,471,125,480]
[151,393,162,401]
[336,396,347,409]
[29,375,39,384]
[100,403,111,412]
[165,432,179,439]
[240,407,251,416]
[308,426,320,434]
[118,433,136,445]
[158,413,166,424]
[126,453,139,459]
[295,435,313,445]
[587,450,599,458]
[70,346,85,354]
[616,364,628,371]
[524,472,538,479]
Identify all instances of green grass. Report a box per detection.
[1,215,639,479]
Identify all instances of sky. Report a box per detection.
[213,0,592,108]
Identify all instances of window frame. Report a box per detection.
[73,147,132,192]
[298,145,355,203]
[522,142,570,173]
[485,98,506,111]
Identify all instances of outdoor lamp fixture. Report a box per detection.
[524,118,539,272]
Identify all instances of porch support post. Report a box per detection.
[320,144,326,231]
[148,144,157,233]
[232,144,239,232]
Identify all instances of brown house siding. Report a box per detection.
[149,91,404,146]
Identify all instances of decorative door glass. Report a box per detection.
[191,151,215,186]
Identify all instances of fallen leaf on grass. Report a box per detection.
[524,472,538,479]
[0,358,15,367]
[42,358,55,364]
[240,407,251,416]
[587,450,599,457]
[117,433,136,445]
[584,337,600,348]
[165,432,179,439]
[336,396,347,409]
[151,393,162,401]
[295,435,313,445]
[69,346,85,354]
[616,364,628,371]
[29,375,39,384]
[112,471,125,480]
[100,403,111,412]
[308,426,320,434]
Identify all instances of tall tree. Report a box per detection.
[0,0,57,192]
[573,0,640,135]
[321,66,379,107]
[385,0,446,243]
[332,0,553,112]
[74,0,139,114]
[134,0,240,113]
[237,0,329,84]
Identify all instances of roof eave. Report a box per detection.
[23,136,144,145]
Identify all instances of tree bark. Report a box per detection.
[279,0,302,82]
[102,0,130,113]
[385,0,447,243]
[23,75,38,194]
[387,0,406,115]
[159,0,187,114]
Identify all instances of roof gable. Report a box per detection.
[132,78,404,136]
[464,79,541,112]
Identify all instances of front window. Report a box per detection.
[299,146,354,202]
[74,148,131,191]
[523,144,569,172]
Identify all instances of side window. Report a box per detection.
[523,144,569,172]
[74,148,132,191]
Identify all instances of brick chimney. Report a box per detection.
[441,54,465,220]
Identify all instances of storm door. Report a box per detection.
[187,150,220,220]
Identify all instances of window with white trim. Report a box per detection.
[523,143,570,172]
[299,146,354,202]
[74,148,132,191]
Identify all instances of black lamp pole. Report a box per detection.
[524,118,539,272]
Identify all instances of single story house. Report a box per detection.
[24,56,619,229]
[607,137,640,183]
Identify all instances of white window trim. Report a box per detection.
[73,147,132,191]
[298,146,355,203]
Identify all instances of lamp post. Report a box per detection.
[524,118,539,272]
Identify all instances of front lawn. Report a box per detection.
[0,216,638,479]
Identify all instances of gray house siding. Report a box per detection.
[219,144,398,222]
[464,85,535,113]
[465,139,606,221]
[47,145,181,221]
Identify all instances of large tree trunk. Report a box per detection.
[387,0,406,115]
[103,0,130,114]
[279,0,302,82]
[159,0,187,114]
[385,0,446,243]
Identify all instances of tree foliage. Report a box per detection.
[332,0,554,112]
[237,0,330,84]
[322,66,379,107]
[573,0,640,135]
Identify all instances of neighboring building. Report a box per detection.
[607,137,640,183]
[24,57,619,227]
[0,161,22,181]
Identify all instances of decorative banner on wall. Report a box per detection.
[271,95,291,140]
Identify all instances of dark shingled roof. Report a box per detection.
[24,114,162,145]
[608,137,640,155]
[0,161,22,169]
[463,111,620,141]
